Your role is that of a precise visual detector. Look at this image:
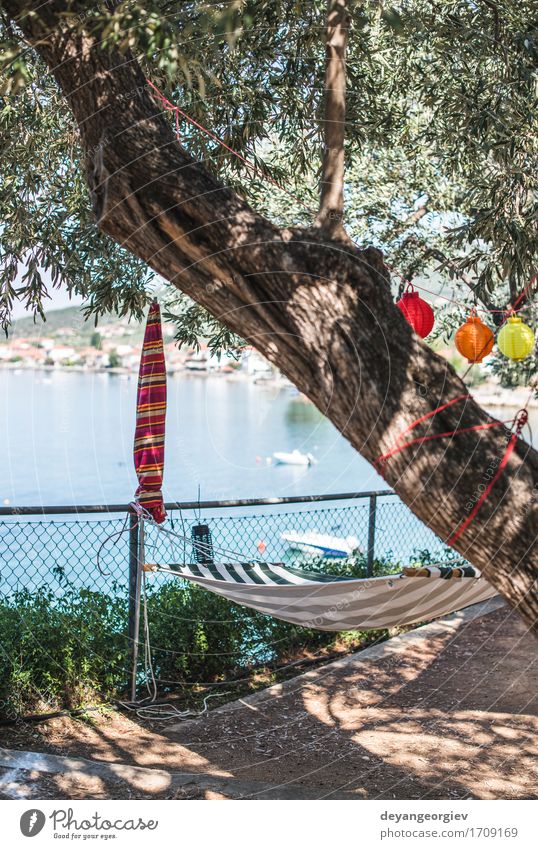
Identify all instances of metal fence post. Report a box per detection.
[128,511,143,702]
[366,494,377,577]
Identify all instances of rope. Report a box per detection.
[374,395,510,472]
[96,511,131,576]
[146,79,316,215]
[150,514,272,565]
[387,264,538,318]
[119,570,230,721]
[375,419,511,469]
[375,399,529,547]
[388,394,471,442]
[447,409,529,545]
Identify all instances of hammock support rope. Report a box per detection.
[123,301,500,659]
[140,512,497,631]
[374,399,530,547]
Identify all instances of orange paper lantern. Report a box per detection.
[396,284,435,338]
[454,311,494,363]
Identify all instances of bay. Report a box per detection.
[0,369,387,506]
[1,369,535,595]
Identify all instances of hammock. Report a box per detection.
[146,557,497,631]
[133,303,497,633]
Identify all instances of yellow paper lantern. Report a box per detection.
[497,315,535,361]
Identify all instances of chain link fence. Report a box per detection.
[0,492,466,713]
[0,492,457,598]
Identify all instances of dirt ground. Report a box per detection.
[1,598,537,800]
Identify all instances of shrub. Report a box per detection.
[0,585,127,718]
[0,548,439,718]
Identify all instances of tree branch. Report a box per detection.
[3,0,537,630]
[315,0,350,240]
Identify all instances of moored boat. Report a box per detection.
[272,449,317,466]
[281,530,361,558]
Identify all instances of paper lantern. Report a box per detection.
[396,285,435,338]
[454,311,494,363]
[497,315,535,361]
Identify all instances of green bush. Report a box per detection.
[294,550,398,578]
[0,585,127,718]
[0,549,443,718]
[144,578,342,686]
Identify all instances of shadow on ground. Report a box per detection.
[0,602,536,800]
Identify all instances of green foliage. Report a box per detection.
[489,348,538,389]
[0,585,127,717]
[408,547,466,568]
[0,1,536,383]
[162,298,243,354]
[0,577,341,718]
[294,550,397,578]
[0,47,152,333]
[107,348,121,368]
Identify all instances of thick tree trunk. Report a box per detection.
[4,1,537,631]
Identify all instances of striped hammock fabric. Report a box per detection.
[153,560,497,630]
[133,301,167,524]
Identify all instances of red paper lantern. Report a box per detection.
[454,310,494,363]
[396,284,435,338]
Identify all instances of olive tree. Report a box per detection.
[0,0,536,629]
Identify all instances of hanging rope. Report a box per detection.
[447,408,529,546]
[386,264,538,319]
[119,568,230,720]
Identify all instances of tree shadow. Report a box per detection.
[1,604,536,800]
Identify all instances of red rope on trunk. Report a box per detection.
[375,399,528,548]
[374,395,509,471]
[447,409,528,545]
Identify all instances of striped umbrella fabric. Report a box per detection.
[154,560,497,630]
[133,301,167,523]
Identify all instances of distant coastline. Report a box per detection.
[3,304,536,407]
[0,361,536,407]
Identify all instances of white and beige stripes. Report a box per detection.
[155,560,497,631]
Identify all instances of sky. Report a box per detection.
[10,267,84,320]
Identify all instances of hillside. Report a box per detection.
[5,305,137,342]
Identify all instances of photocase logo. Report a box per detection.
[20,809,46,837]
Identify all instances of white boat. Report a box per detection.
[272,449,317,466]
[281,530,361,558]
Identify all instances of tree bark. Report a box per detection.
[3,0,537,631]
[315,0,350,240]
